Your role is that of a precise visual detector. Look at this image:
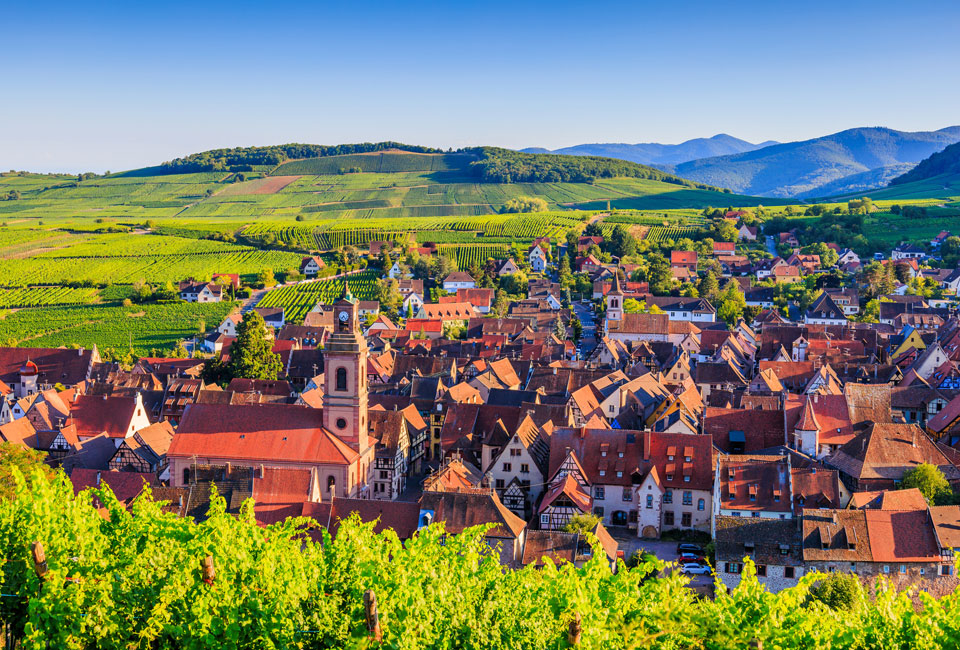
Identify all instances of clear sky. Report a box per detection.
[3,0,959,173]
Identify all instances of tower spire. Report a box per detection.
[610,266,624,296]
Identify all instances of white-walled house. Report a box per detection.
[528,245,548,272]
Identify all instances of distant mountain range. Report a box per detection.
[523,127,960,198]
[521,134,778,167]
[890,141,960,186]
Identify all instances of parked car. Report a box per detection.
[680,562,711,575]
[676,543,703,554]
[678,552,706,563]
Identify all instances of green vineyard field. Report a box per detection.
[256,271,379,323]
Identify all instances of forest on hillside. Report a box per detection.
[891,142,960,185]
[467,147,729,189]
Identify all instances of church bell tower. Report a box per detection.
[322,283,369,452]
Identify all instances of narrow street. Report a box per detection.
[573,300,597,359]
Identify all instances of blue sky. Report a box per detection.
[3,0,959,172]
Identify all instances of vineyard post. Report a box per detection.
[567,611,581,646]
[31,541,47,580]
[364,589,382,643]
[201,555,215,585]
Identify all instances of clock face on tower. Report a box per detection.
[338,311,349,322]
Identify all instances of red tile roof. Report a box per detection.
[253,467,315,505]
[704,407,785,452]
[70,469,158,503]
[70,394,141,438]
[170,403,361,466]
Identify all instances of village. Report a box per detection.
[6,212,960,598]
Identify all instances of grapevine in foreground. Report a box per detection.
[2,470,960,649]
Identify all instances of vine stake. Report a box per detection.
[202,555,215,585]
[31,541,47,579]
[364,589,382,643]
[567,611,582,646]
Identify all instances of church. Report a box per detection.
[168,287,376,500]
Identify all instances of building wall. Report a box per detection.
[636,476,664,538]
[662,488,711,532]
[717,562,801,593]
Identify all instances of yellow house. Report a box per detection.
[891,328,927,360]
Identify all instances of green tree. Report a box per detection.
[374,278,402,313]
[257,269,276,288]
[901,463,954,505]
[553,316,566,340]
[226,311,282,381]
[809,573,860,611]
[0,443,56,501]
[942,236,960,268]
[132,278,153,303]
[156,281,177,301]
[858,299,880,323]
[609,225,637,258]
[563,513,601,535]
[501,196,548,213]
[717,280,747,327]
[699,272,720,302]
[644,253,673,295]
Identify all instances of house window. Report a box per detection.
[751,512,760,518]
[664,490,673,504]
[594,486,605,499]
[646,495,653,509]
[664,511,675,526]
[593,507,604,517]
[900,565,907,574]
[495,479,505,489]
[336,367,347,392]
[502,463,512,472]
[520,464,529,474]
[622,488,632,502]
[510,448,521,456]
[327,476,336,496]
[784,567,795,579]
[756,565,767,577]
[725,563,742,574]
[682,491,692,506]
[683,475,691,483]
[540,514,549,525]
[850,563,857,573]
[883,566,890,574]
[697,498,705,511]
[941,565,953,576]
[599,470,606,477]
[681,512,691,527]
